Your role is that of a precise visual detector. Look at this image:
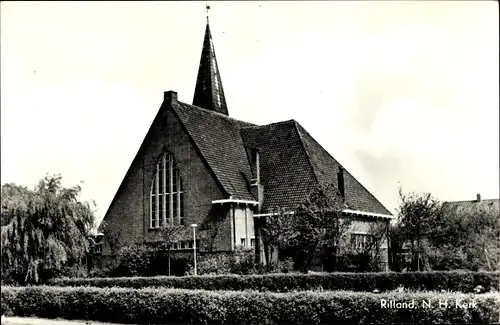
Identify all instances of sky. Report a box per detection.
[1,1,499,223]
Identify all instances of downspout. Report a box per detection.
[245,207,248,247]
[250,148,264,265]
[232,204,236,251]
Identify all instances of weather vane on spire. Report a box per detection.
[206,4,211,22]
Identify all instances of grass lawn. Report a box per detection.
[2,317,132,325]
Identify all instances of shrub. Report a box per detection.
[96,244,192,277]
[50,270,500,293]
[185,247,258,276]
[186,253,233,275]
[2,285,499,324]
[111,244,152,277]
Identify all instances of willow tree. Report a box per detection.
[1,174,96,284]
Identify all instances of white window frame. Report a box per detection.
[150,152,185,228]
[351,233,373,250]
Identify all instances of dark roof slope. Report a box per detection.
[172,101,255,200]
[295,122,392,215]
[241,120,391,215]
[442,198,499,216]
[104,98,392,219]
[241,120,318,213]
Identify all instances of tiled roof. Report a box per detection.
[294,123,392,215]
[442,198,499,216]
[171,101,254,200]
[171,100,392,215]
[240,120,392,215]
[241,120,318,213]
[105,98,392,219]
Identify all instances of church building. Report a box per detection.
[100,17,394,267]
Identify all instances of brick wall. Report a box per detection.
[102,97,230,255]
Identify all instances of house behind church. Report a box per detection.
[99,18,394,269]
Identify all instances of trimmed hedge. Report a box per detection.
[50,271,500,293]
[2,285,499,324]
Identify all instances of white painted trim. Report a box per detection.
[212,199,259,205]
[254,209,394,219]
[342,209,394,219]
[253,212,276,217]
[253,211,295,217]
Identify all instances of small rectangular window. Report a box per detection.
[94,244,102,254]
[241,238,246,246]
[351,234,373,250]
[250,238,255,247]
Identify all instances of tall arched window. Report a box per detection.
[150,152,184,228]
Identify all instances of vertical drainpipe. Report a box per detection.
[232,204,236,250]
[229,203,235,251]
[245,206,248,247]
[250,147,263,264]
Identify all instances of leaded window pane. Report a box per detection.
[180,192,184,223]
[166,193,171,222]
[159,166,164,193]
[158,194,164,226]
[150,152,185,228]
[173,194,178,218]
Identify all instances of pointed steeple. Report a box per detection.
[192,11,229,116]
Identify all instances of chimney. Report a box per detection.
[476,193,481,202]
[337,166,345,199]
[250,148,264,211]
[164,91,178,104]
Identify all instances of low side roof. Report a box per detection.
[295,122,392,215]
[442,198,499,216]
[241,120,392,215]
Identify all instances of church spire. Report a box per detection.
[192,6,229,116]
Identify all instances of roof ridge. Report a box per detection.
[241,119,296,130]
[444,198,499,203]
[176,101,257,126]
